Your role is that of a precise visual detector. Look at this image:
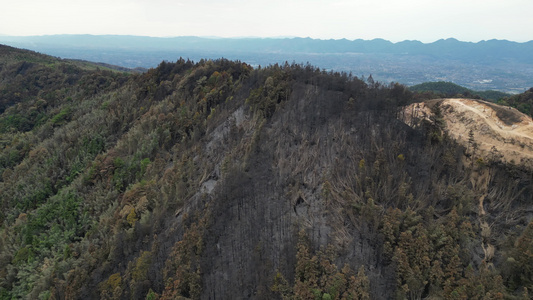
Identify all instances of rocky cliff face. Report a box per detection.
[0,47,532,299]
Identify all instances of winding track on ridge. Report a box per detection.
[402,98,533,163]
[449,98,533,141]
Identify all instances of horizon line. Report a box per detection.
[0,34,532,44]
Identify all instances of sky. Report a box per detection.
[1,0,532,43]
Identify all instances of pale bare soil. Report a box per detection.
[401,98,533,166]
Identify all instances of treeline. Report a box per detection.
[409,81,510,102]
[410,81,533,117]
[497,88,533,117]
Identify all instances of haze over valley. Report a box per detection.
[2,35,532,93]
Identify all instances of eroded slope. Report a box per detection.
[402,98,533,165]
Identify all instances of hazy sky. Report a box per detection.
[2,0,532,42]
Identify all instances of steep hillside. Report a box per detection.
[0,46,532,300]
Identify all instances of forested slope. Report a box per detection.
[498,88,533,117]
[0,45,531,299]
[409,81,510,102]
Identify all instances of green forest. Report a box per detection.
[497,88,533,117]
[0,44,532,299]
[408,81,511,102]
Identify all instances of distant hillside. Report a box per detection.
[1,35,532,93]
[0,45,532,300]
[0,44,132,115]
[0,44,136,72]
[409,81,511,101]
[409,82,533,116]
[497,88,533,116]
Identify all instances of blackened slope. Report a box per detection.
[137,64,418,299]
[189,68,532,299]
[0,48,531,300]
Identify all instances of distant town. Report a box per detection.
[2,35,532,93]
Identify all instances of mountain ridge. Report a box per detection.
[2,35,532,55]
[0,44,532,300]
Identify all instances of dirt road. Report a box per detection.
[402,98,533,164]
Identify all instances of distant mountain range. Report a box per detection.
[1,35,532,93]
[2,35,532,60]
